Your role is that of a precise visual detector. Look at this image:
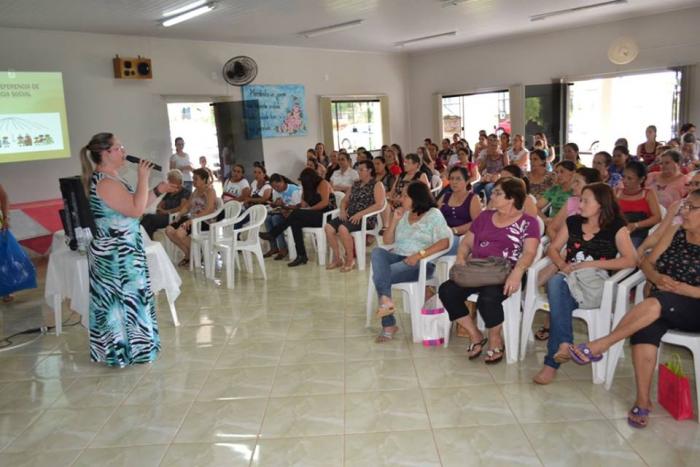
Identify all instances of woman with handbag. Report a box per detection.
[533,183,636,384]
[372,181,452,342]
[438,178,541,364]
[567,189,700,428]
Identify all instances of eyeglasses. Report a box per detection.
[679,201,700,212]
[109,145,125,152]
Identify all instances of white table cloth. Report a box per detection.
[45,230,181,335]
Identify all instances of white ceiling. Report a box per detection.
[1,0,698,52]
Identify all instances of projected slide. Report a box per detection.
[0,72,71,164]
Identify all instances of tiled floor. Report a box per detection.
[1,254,699,466]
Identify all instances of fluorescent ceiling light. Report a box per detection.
[394,31,457,47]
[163,0,206,18]
[441,0,478,7]
[161,3,215,27]
[530,0,627,22]
[298,20,364,38]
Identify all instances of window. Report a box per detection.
[330,100,383,152]
[567,70,682,158]
[441,90,510,140]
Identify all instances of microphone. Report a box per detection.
[126,155,162,172]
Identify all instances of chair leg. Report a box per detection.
[590,313,610,384]
[356,235,366,271]
[242,251,253,273]
[366,270,375,327]
[286,229,297,261]
[520,298,537,361]
[254,247,267,280]
[692,345,700,422]
[225,249,235,289]
[503,294,521,364]
[316,233,326,266]
[167,294,180,326]
[604,340,626,391]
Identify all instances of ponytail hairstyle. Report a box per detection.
[80,132,114,195]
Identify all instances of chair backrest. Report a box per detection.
[333,191,345,209]
[237,205,267,245]
[224,200,243,220]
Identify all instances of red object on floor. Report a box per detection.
[10,198,64,255]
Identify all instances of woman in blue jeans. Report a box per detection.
[372,181,451,342]
[533,183,636,384]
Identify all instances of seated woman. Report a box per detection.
[527,149,556,200]
[533,183,636,385]
[645,149,688,209]
[329,152,359,194]
[473,134,508,201]
[637,172,700,257]
[438,178,540,363]
[306,156,326,179]
[546,167,601,239]
[537,160,576,219]
[264,173,301,260]
[569,189,700,429]
[384,153,430,228]
[141,169,191,239]
[592,151,623,188]
[165,168,218,266]
[221,163,250,203]
[384,146,403,177]
[373,156,395,195]
[372,181,452,342]
[453,147,479,186]
[325,160,385,271]
[507,134,530,171]
[610,145,630,180]
[242,163,272,206]
[260,168,336,267]
[616,161,662,249]
[438,166,482,255]
[495,165,538,217]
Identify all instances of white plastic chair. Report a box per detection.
[206,200,243,278]
[210,205,267,289]
[365,237,453,344]
[519,254,633,383]
[350,200,387,271]
[189,198,224,274]
[287,191,345,265]
[605,271,700,421]
[430,177,443,197]
[604,269,646,390]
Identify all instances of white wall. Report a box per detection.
[407,6,700,149]
[0,27,408,203]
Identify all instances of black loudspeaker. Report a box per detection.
[59,176,96,251]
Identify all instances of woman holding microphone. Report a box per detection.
[80,132,176,367]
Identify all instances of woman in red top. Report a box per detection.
[616,161,662,248]
[636,125,661,166]
[384,146,403,177]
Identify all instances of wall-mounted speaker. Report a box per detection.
[113,55,152,80]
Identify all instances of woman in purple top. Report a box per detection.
[438,178,541,364]
[438,166,482,255]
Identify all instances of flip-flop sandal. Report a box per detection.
[568,343,603,365]
[467,337,488,360]
[375,304,396,319]
[534,326,550,341]
[554,345,571,364]
[627,405,650,429]
[375,327,399,343]
[484,347,504,364]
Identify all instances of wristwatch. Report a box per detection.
[419,249,426,258]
